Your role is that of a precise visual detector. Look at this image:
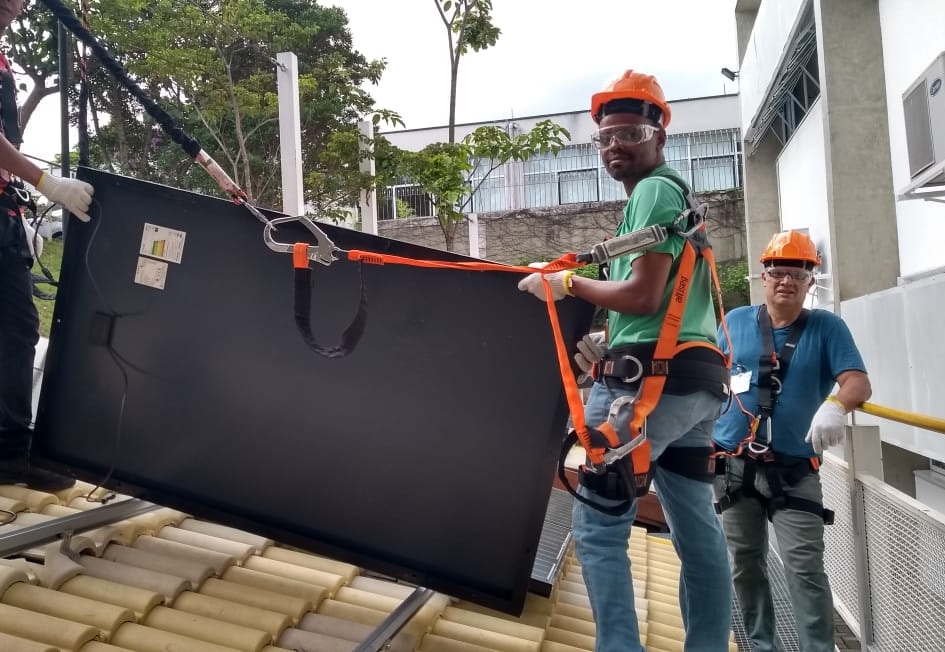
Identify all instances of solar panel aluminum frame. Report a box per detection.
[33,168,594,615]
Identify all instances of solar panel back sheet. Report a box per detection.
[34,168,595,614]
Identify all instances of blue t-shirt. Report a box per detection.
[713,305,866,457]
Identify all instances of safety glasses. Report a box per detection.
[765,267,813,282]
[591,124,659,149]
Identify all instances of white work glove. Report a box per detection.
[517,262,571,301]
[574,331,606,379]
[805,398,847,454]
[37,173,94,222]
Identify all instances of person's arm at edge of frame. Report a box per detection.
[0,133,46,186]
[830,369,872,413]
[567,252,673,316]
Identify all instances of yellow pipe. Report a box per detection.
[856,401,945,435]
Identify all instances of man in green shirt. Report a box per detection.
[518,70,732,651]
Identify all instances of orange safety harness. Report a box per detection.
[267,192,741,517]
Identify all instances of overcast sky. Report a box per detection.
[21,0,739,163]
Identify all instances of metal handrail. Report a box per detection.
[856,401,945,435]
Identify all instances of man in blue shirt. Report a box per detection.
[713,230,872,652]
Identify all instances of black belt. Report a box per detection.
[595,355,730,386]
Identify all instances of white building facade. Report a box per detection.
[735,0,945,487]
[379,94,743,220]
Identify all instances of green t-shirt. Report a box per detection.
[607,164,718,348]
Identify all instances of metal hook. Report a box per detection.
[263,215,341,267]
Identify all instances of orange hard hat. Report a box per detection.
[760,230,822,267]
[591,70,672,127]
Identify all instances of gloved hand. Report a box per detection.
[37,172,94,222]
[517,262,571,301]
[805,398,847,454]
[574,331,606,378]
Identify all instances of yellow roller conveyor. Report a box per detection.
[134,535,237,576]
[199,577,309,624]
[59,574,164,620]
[0,602,100,649]
[440,606,545,642]
[156,526,255,563]
[418,632,498,652]
[261,547,358,582]
[80,642,137,652]
[143,605,270,652]
[221,565,327,606]
[176,519,272,553]
[173,589,291,640]
[431,618,539,652]
[111,622,241,652]
[2,582,134,638]
[242,556,345,594]
[0,630,58,652]
[542,625,595,650]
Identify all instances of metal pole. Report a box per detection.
[58,22,71,238]
[276,52,304,216]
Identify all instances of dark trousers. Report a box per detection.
[0,194,38,455]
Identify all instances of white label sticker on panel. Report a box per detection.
[135,256,168,290]
[140,223,186,264]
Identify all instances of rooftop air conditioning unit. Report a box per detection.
[902,51,945,186]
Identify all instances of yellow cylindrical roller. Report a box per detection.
[54,481,104,505]
[554,590,591,609]
[177,519,272,553]
[334,586,400,612]
[102,544,215,587]
[348,575,415,600]
[540,641,589,652]
[222,566,327,606]
[432,618,539,652]
[261,547,357,582]
[77,554,190,604]
[0,631,58,651]
[646,632,684,651]
[173,590,291,640]
[276,627,362,652]
[124,507,189,535]
[157,527,255,562]
[317,599,387,627]
[0,495,26,513]
[144,605,270,652]
[40,503,80,518]
[200,577,309,624]
[543,626,595,650]
[2,583,134,637]
[242,556,344,594]
[0,486,58,512]
[262,647,294,652]
[81,642,136,652]
[648,558,682,575]
[59,574,164,620]
[440,606,544,642]
[111,622,241,652]
[647,603,684,630]
[134,535,237,576]
[557,579,587,596]
[0,602,100,649]
[646,620,686,642]
[418,632,498,652]
[552,602,593,623]
[451,600,549,630]
[549,614,595,638]
[0,565,29,596]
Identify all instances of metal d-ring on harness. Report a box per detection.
[263,216,367,359]
[714,305,834,524]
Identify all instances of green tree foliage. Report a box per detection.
[10,0,398,215]
[715,257,751,312]
[393,120,570,252]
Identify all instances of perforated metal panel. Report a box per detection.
[862,479,945,651]
[820,458,861,633]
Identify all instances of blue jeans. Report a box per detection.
[572,382,732,652]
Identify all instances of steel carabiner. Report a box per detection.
[263,215,342,267]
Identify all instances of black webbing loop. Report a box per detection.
[292,262,367,359]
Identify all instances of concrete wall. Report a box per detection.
[378,190,747,265]
[382,95,742,152]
